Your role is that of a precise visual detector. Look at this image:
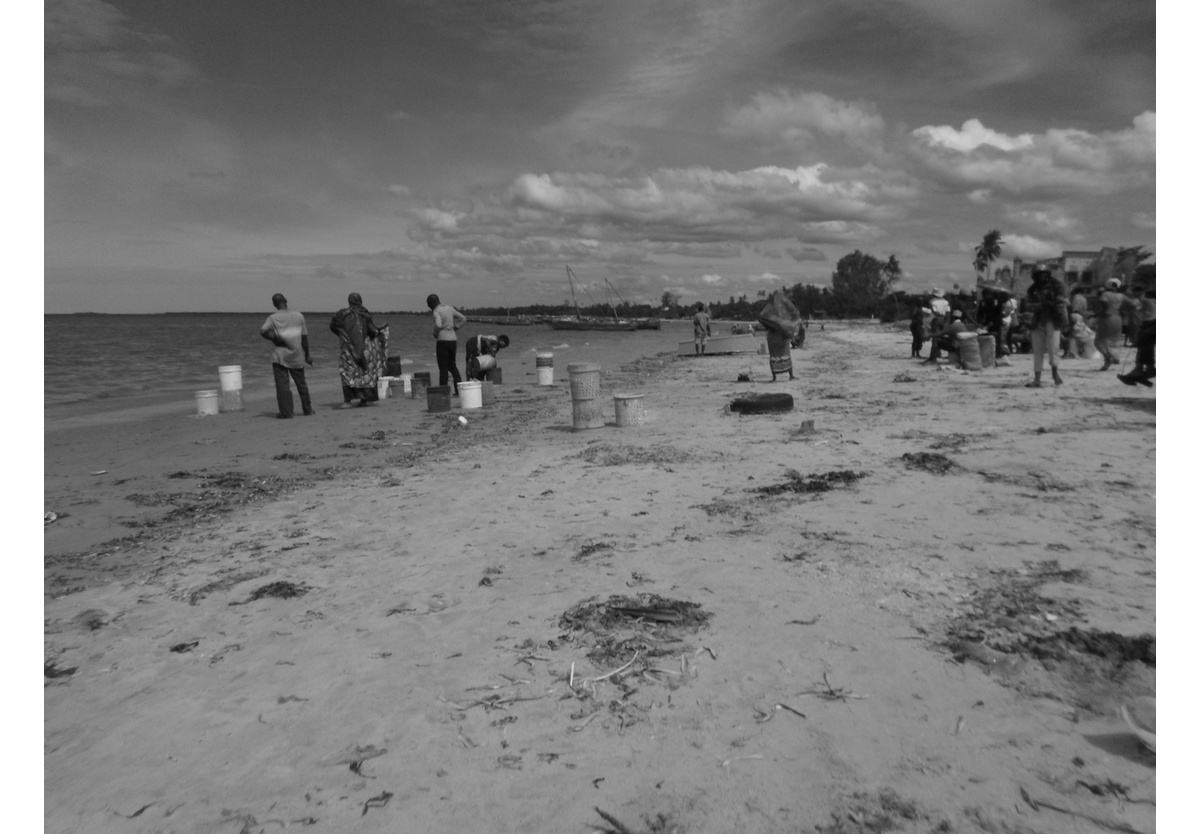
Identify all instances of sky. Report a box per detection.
[44,0,1157,313]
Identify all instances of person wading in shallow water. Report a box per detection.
[1021,269,1068,387]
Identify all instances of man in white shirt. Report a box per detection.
[260,293,313,418]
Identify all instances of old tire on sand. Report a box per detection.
[728,392,794,414]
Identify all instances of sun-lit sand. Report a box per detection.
[45,323,1155,834]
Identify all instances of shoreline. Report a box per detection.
[45,323,1156,833]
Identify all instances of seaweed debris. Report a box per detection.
[229,581,310,606]
[751,469,866,496]
[559,594,711,668]
[577,444,695,467]
[901,452,958,475]
[45,661,77,679]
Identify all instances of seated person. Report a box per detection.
[922,310,967,364]
[464,334,510,380]
[1065,313,1097,359]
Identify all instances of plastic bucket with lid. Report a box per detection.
[459,380,483,409]
[426,385,452,412]
[535,352,554,386]
[613,393,645,427]
[195,390,220,416]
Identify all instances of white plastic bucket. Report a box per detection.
[476,354,497,373]
[218,365,242,392]
[459,380,483,409]
[377,378,390,400]
[536,352,554,386]
[400,373,412,394]
[195,390,220,416]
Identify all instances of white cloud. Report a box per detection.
[414,207,461,231]
[1003,204,1081,236]
[909,112,1155,196]
[967,189,992,204]
[722,88,885,152]
[700,274,725,285]
[1003,234,1060,260]
[506,164,902,243]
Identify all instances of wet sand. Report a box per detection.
[44,323,1158,833]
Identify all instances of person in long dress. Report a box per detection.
[1094,279,1126,371]
[330,292,383,407]
[758,289,801,381]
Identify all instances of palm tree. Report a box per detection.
[974,230,1004,284]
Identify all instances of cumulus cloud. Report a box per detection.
[414,207,462,231]
[722,88,885,152]
[506,164,901,244]
[1003,234,1061,260]
[908,112,1155,196]
[700,274,725,286]
[967,189,992,204]
[1003,204,1081,237]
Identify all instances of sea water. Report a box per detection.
[44,313,694,417]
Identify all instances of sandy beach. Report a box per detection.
[44,323,1156,834]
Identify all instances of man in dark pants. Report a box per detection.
[428,293,466,393]
[1118,291,1155,386]
[260,293,313,418]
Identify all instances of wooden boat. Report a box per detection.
[467,315,538,326]
[635,319,662,330]
[676,333,763,356]
[549,266,638,331]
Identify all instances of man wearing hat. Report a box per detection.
[922,309,968,365]
[928,288,950,337]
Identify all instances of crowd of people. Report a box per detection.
[259,292,510,418]
[908,273,1155,388]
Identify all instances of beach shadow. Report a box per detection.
[1076,396,1156,415]
[1081,731,1155,767]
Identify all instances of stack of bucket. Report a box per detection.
[536,352,554,386]
[195,389,220,416]
[568,363,604,431]
[218,365,244,412]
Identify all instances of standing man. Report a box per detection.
[260,293,313,418]
[427,293,466,394]
[928,288,950,336]
[691,303,712,355]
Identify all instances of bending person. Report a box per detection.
[465,333,509,380]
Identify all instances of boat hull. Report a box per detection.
[677,334,763,356]
[549,319,638,331]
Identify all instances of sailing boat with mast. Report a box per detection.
[548,266,638,331]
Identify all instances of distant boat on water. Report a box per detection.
[635,319,662,330]
[548,266,639,331]
[467,314,539,326]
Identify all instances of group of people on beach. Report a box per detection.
[909,272,1155,388]
[259,292,509,418]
